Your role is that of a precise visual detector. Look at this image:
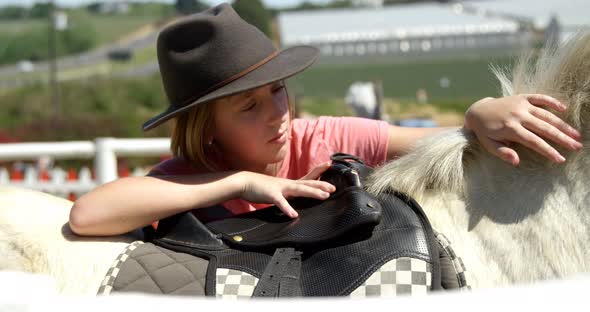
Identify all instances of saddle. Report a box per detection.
[143,153,443,297]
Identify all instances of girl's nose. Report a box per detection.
[267,88,289,123]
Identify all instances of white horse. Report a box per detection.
[367,32,590,288]
[1,33,589,295]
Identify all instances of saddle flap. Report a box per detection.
[204,186,382,249]
[154,211,225,249]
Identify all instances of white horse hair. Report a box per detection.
[0,187,136,295]
[1,33,589,295]
[367,32,590,288]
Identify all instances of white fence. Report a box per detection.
[0,138,171,198]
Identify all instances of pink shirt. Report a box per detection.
[149,116,390,215]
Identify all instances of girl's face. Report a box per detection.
[211,81,290,173]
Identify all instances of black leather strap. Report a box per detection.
[252,248,302,297]
[322,153,373,187]
[278,256,302,297]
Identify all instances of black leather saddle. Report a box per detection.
[145,153,442,297]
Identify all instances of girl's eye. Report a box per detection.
[243,102,256,112]
[272,84,285,93]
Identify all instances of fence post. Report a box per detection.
[372,79,383,120]
[95,138,117,185]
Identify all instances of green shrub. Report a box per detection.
[0,12,97,65]
[1,74,170,140]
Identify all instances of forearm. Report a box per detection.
[69,171,245,236]
[386,125,460,159]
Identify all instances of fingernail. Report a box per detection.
[555,154,566,163]
[506,155,519,166]
[322,191,330,197]
[572,141,583,151]
[571,129,582,138]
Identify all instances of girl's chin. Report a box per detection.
[275,140,289,158]
[264,144,288,165]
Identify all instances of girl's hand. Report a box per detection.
[299,161,332,180]
[464,94,583,166]
[238,163,335,218]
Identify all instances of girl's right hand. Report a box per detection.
[237,164,336,218]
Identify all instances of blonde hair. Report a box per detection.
[170,102,217,172]
[170,83,294,172]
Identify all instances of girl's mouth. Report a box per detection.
[268,131,287,144]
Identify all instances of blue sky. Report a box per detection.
[0,0,332,9]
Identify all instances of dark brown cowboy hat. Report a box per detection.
[142,2,319,131]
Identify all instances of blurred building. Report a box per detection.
[277,2,532,63]
[98,1,130,14]
[463,0,590,45]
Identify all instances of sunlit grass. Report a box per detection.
[88,15,162,46]
[0,14,163,46]
[288,57,514,101]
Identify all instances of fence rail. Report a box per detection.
[0,137,171,199]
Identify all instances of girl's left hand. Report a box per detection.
[464,94,583,166]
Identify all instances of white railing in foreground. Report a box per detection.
[0,137,171,197]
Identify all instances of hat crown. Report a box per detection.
[157,3,276,109]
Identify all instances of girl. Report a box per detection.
[69,3,582,236]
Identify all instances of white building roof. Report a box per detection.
[277,2,519,46]
[464,0,590,29]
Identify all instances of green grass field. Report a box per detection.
[87,15,163,46]
[0,14,162,46]
[0,19,45,34]
[288,56,516,114]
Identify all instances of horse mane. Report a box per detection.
[366,32,590,201]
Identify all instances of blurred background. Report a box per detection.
[0,0,588,198]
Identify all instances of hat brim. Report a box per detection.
[142,45,319,131]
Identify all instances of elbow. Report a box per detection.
[68,199,97,236]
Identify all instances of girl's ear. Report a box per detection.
[205,104,216,145]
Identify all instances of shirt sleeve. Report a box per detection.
[147,157,201,176]
[317,116,390,167]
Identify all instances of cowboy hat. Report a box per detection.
[142,2,319,131]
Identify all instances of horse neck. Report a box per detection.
[462,144,590,231]
[469,33,590,231]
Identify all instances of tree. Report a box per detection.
[328,0,354,8]
[0,6,28,20]
[85,2,102,13]
[30,2,52,18]
[175,0,207,15]
[295,1,324,10]
[383,0,421,4]
[232,0,271,37]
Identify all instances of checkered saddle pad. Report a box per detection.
[98,232,468,298]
